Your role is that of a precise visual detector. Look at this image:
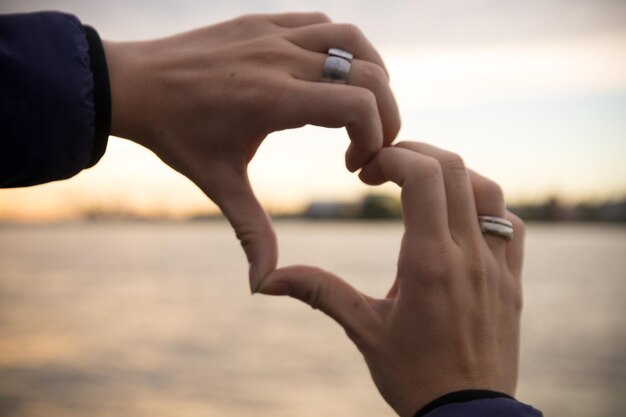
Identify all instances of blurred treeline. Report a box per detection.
[71,194,626,223]
[300,194,626,222]
[509,197,626,222]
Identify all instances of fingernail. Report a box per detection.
[257,280,291,296]
[249,263,259,294]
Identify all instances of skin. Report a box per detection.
[102,13,401,290]
[258,142,526,416]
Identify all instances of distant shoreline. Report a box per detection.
[1,194,624,225]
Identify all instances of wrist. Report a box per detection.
[103,39,155,147]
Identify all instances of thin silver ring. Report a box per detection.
[328,47,353,62]
[321,48,353,84]
[478,215,513,240]
[478,215,513,228]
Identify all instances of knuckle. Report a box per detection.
[265,46,290,64]
[306,276,326,311]
[236,13,273,31]
[359,61,388,88]
[310,12,331,23]
[478,177,505,204]
[233,224,257,252]
[440,152,466,172]
[338,23,364,44]
[426,258,454,281]
[400,240,454,283]
[491,183,505,204]
[249,39,291,65]
[236,14,257,25]
[375,147,399,176]
[412,155,443,180]
[465,250,489,283]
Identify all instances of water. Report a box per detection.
[0,222,624,417]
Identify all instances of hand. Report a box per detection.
[258,142,525,416]
[102,13,401,289]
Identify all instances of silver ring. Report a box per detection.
[321,48,353,84]
[328,47,353,62]
[478,215,513,228]
[478,215,513,240]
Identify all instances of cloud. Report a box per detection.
[2,0,625,45]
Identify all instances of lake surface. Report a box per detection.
[0,221,624,417]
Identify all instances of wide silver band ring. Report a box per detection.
[321,48,353,84]
[478,215,514,240]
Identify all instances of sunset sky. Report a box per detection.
[1,0,625,221]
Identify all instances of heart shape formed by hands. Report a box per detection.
[105,13,527,416]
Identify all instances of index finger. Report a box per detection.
[359,147,449,240]
[278,80,383,171]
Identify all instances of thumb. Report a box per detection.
[258,265,381,340]
[207,168,278,293]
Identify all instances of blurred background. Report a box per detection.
[1,1,625,416]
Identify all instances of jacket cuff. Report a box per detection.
[82,25,111,168]
[414,390,514,416]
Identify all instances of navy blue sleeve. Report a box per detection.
[0,11,110,188]
[415,390,543,417]
[421,397,543,416]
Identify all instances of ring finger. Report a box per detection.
[468,169,510,252]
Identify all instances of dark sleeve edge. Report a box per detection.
[414,390,515,417]
[82,25,111,168]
